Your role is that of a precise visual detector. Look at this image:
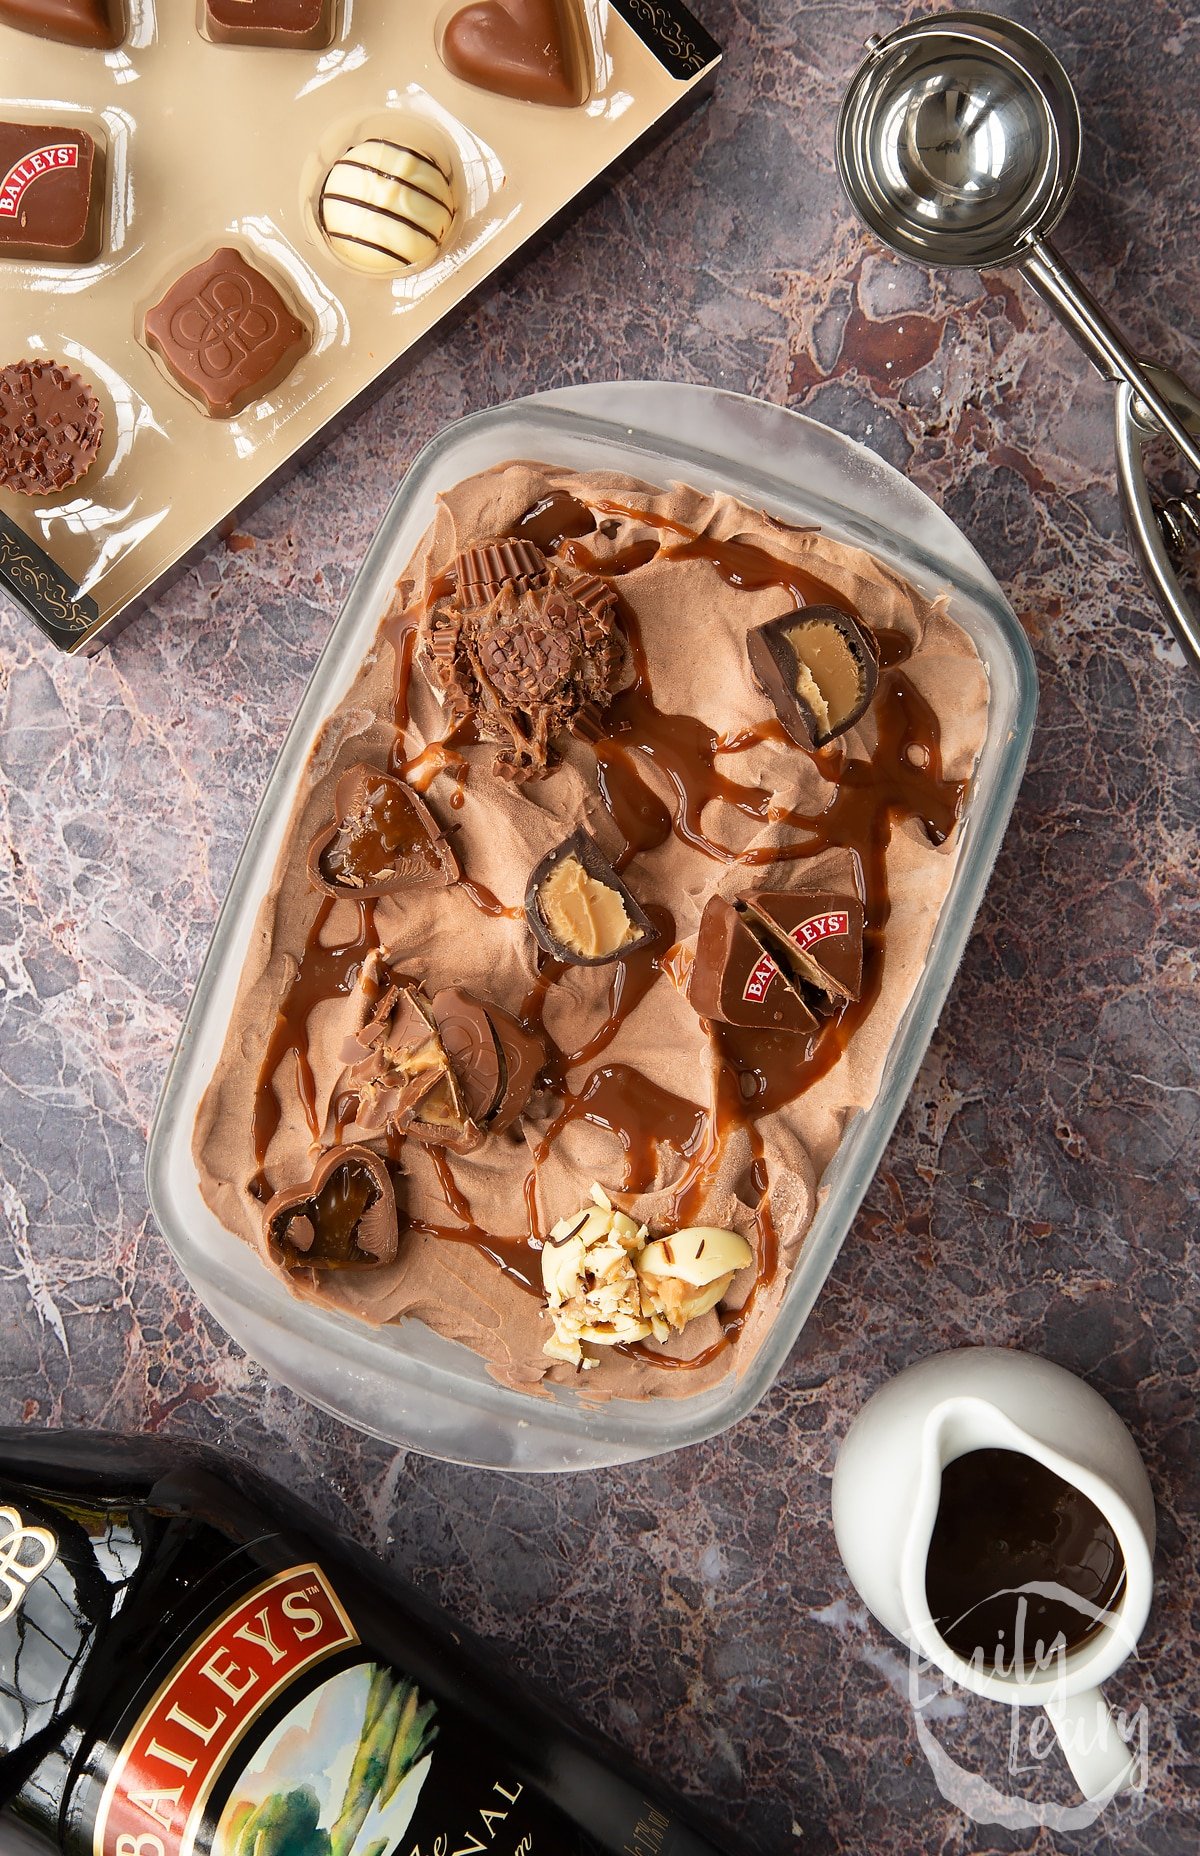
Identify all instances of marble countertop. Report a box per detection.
[2,2,1198,1850]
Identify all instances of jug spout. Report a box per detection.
[925,1392,1022,1465]
[831,1387,1034,1647]
[896,1395,1025,1637]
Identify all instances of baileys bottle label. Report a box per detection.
[89,1563,568,1856]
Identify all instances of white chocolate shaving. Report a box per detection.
[540,1188,752,1364]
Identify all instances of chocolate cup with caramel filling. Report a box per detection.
[747,606,879,749]
[742,890,865,1005]
[524,830,657,967]
[688,894,818,1034]
[262,1145,399,1274]
[307,763,459,899]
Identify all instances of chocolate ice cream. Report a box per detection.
[193,461,989,1399]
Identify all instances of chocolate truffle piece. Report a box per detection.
[0,0,124,46]
[405,1063,480,1152]
[440,0,586,107]
[525,831,657,967]
[0,124,104,264]
[144,247,309,419]
[307,763,459,898]
[341,982,483,1154]
[319,139,455,275]
[743,890,865,1005]
[204,0,334,46]
[747,605,879,748]
[0,360,103,495]
[688,894,819,1035]
[263,1145,399,1274]
[483,1001,545,1131]
[431,987,503,1124]
[453,537,549,606]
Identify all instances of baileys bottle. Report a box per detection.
[0,1430,734,1856]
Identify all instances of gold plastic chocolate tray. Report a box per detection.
[0,0,718,653]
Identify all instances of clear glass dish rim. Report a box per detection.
[146,383,1038,1467]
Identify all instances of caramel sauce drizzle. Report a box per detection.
[249,896,380,1200]
[399,739,470,794]
[507,496,965,1370]
[457,879,524,920]
[421,1148,542,1296]
[248,486,968,1377]
[383,609,418,734]
[517,905,686,1238]
[512,489,599,552]
[560,536,661,578]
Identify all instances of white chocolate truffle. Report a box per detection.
[318,138,455,275]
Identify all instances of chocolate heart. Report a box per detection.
[262,1145,399,1274]
[0,0,124,47]
[440,0,585,108]
[307,762,459,899]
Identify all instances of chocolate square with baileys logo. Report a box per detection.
[688,893,818,1034]
[743,890,864,1004]
[0,122,104,264]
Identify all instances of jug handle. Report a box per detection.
[1044,1686,1140,1801]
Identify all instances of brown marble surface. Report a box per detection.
[1,2,1198,1851]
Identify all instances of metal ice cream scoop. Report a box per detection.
[836,9,1200,674]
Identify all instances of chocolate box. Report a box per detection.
[0,0,718,653]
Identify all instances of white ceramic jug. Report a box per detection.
[832,1348,1155,1801]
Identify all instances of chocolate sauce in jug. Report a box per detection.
[925,1448,1126,1677]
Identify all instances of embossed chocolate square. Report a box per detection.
[0,123,104,265]
[144,246,309,419]
[204,0,336,47]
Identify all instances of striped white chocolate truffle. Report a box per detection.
[318,138,455,275]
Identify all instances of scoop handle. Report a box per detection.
[1115,366,1200,676]
[1020,240,1200,479]
[1044,1686,1141,1802]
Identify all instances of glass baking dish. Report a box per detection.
[146,382,1037,1471]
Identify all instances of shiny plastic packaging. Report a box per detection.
[0,3,718,652]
